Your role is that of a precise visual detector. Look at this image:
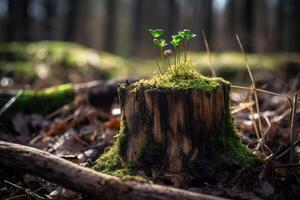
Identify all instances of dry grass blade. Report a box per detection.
[231,101,255,114]
[289,93,298,162]
[0,90,23,116]
[246,95,260,144]
[274,137,300,161]
[231,85,291,100]
[201,30,216,77]
[235,34,263,139]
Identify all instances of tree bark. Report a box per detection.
[118,84,228,173]
[0,140,225,200]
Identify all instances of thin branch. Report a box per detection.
[289,93,298,162]
[235,34,263,139]
[0,141,223,200]
[274,137,300,161]
[246,96,260,144]
[231,85,291,100]
[0,90,23,116]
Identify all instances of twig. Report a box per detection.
[261,115,273,154]
[4,180,45,200]
[245,95,260,149]
[6,194,27,200]
[231,85,291,100]
[289,93,298,162]
[201,30,216,77]
[231,101,255,114]
[236,34,263,140]
[274,137,300,161]
[0,90,23,116]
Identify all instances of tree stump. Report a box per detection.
[94,76,257,179]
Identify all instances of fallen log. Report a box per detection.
[0,78,138,128]
[0,140,225,200]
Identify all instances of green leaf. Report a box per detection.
[160,39,167,47]
[177,29,197,40]
[153,39,160,46]
[183,29,191,35]
[171,34,183,46]
[178,31,185,37]
[153,39,167,48]
[148,28,164,38]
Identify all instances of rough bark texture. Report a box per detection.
[0,140,225,200]
[118,84,229,173]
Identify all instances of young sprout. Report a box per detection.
[148,28,196,75]
[148,29,165,74]
[171,34,183,67]
[148,29,164,38]
[153,39,168,71]
[153,38,167,48]
[179,29,196,62]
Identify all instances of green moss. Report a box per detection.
[130,63,229,92]
[0,61,37,81]
[94,62,258,180]
[212,110,260,166]
[0,84,75,127]
[93,114,160,182]
[135,133,163,168]
[0,41,102,82]
[93,114,133,176]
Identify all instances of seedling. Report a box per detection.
[153,38,168,71]
[148,29,166,74]
[148,29,164,38]
[148,28,197,76]
[179,29,196,62]
[171,34,183,67]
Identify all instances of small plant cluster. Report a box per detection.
[148,28,196,75]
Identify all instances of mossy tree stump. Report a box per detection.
[118,84,229,173]
[94,73,257,179]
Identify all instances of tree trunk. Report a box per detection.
[118,85,227,173]
[104,0,117,53]
[94,76,257,181]
[64,0,79,41]
[6,0,30,41]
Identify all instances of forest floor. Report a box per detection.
[0,42,300,199]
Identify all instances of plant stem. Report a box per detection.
[183,39,188,63]
[173,47,176,69]
[154,45,162,74]
[160,48,166,72]
[167,57,173,75]
[177,46,180,65]
[185,41,188,63]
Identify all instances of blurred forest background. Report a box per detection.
[0,0,300,89]
[0,0,299,57]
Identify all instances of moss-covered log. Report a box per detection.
[0,84,75,127]
[94,69,258,179]
[0,79,137,129]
